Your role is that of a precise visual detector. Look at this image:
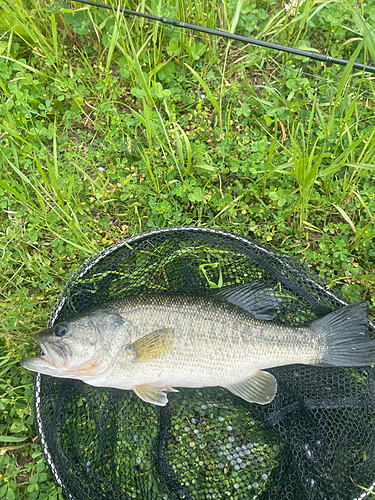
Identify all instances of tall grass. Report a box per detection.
[0,0,374,247]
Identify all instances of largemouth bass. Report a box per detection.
[21,283,373,406]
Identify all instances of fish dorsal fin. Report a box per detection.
[133,327,174,363]
[134,383,169,406]
[226,371,277,404]
[213,283,281,320]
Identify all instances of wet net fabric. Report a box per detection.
[34,226,375,500]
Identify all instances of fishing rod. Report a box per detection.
[70,0,375,74]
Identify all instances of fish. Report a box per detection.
[20,283,374,406]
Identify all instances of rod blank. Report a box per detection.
[70,0,375,74]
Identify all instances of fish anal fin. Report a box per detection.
[227,371,277,405]
[134,383,169,406]
[133,327,174,363]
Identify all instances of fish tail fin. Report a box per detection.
[311,301,374,367]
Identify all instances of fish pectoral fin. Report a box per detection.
[226,371,277,405]
[213,283,281,320]
[133,327,174,363]
[134,383,170,406]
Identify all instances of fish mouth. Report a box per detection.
[20,334,70,375]
[34,334,69,367]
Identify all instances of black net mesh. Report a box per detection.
[34,226,375,500]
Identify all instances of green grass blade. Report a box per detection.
[105,5,120,74]
[51,12,58,66]
[121,21,154,104]
[348,4,375,65]
[331,203,356,233]
[0,54,50,77]
[46,224,96,254]
[229,0,244,34]
[184,63,221,114]
[345,163,375,171]
[52,118,59,178]
[328,41,363,133]
[43,156,64,206]
[0,178,35,210]
[0,435,28,442]
[139,145,159,193]
[175,123,192,177]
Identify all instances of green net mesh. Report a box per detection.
[34,227,375,500]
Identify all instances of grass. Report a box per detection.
[0,0,374,497]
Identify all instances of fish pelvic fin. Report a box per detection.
[226,371,277,405]
[213,283,281,320]
[165,386,179,392]
[312,301,374,366]
[133,327,174,363]
[134,383,173,406]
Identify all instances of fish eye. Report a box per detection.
[55,324,68,337]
